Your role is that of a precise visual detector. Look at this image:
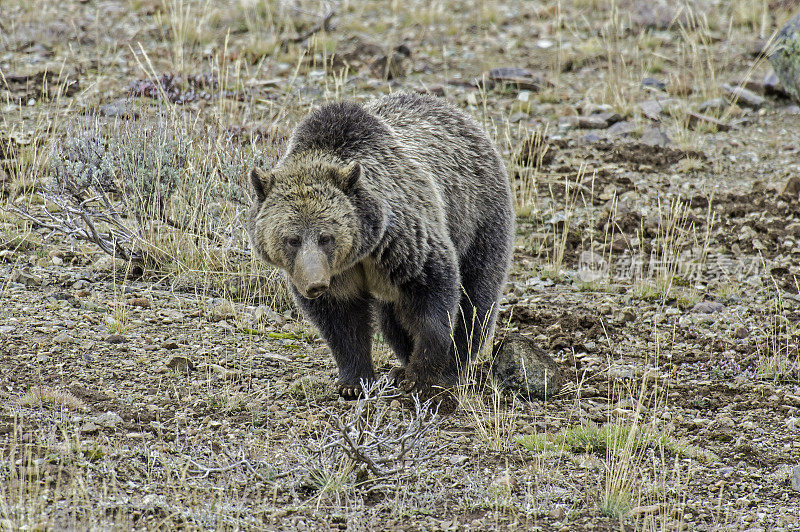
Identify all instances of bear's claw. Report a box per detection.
[337,382,363,400]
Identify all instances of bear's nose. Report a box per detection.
[305,282,329,299]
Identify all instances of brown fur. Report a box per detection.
[248,93,514,397]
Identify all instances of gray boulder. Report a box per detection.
[769,13,800,102]
[491,334,564,400]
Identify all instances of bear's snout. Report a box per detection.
[293,245,331,299]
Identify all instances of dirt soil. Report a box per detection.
[2,0,800,530]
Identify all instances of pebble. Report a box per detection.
[640,126,671,146]
[606,120,636,137]
[94,411,123,428]
[687,111,730,132]
[128,297,151,308]
[106,334,126,344]
[792,466,800,492]
[53,332,72,344]
[698,97,728,113]
[691,301,725,314]
[98,98,139,118]
[720,83,765,109]
[166,355,193,372]
[491,471,520,492]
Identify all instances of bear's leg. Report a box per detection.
[449,219,513,382]
[293,290,375,399]
[396,252,460,390]
[377,303,415,366]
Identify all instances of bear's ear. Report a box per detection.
[335,162,362,193]
[251,167,273,202]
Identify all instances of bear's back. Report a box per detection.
[366,93,512,254]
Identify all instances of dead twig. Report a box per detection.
[320,378,443,478]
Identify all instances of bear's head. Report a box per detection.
[247,156,384,299]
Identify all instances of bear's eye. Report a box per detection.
[318,235,334,247]
[286,236,302,248]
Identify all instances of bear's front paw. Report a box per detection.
[388,366,406,386]
[337,382,363,400]
[400,363,435,393]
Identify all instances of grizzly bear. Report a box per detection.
[247,92,514,398]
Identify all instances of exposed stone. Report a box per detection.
[640,127,672,147]
[482,67,542,91]
[606,120,637,138]
[792,465,800,492]
[691,301,725,314]
[687,112,730,132]
[166,355,193,372]
[491,334,564,400]
[98,98,139,119]
[769,13,800,102]
[781,176,800,197]
[698,98,728,113]
[721,83,766,109]
[106,334,126,344]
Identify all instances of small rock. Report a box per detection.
[162,340,180,350]
[491,471,520,492]
[698,97,728,113]
[792,465,800,492]
[80,422,99,434]
[448,454,469,465]
[781,176,800,197]
[98,98,139,118]
[640,126,672,147]
[606,120,637,138]
[617,309,637,324]
[577,115,612,129]
[11,268,42,287]
[210,300,236,322]
[92,255,125,272]
[53,332,72,344]
[686,111,730,132]
[127,297,151,308]
[491,334,564,400]
[733,325,749,339]
[637,98,675,120]
[763,70,789,98]
[579,132,603,144]
[641,77,666,91]
[691,301,725,314]
[482,67,542,91]
[721,83,765,109]
[769,13,800,103]
[166,355,194,372]
[210,363,240,380]
[106,334,126,344]
[630,504,662,517]
[253,305,287,327]
[94,411,123,428]
[549,507,566,520]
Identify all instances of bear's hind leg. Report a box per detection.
[450,219,513,381]
[293,289,376,399]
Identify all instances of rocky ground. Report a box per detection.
[2,0,800,530]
